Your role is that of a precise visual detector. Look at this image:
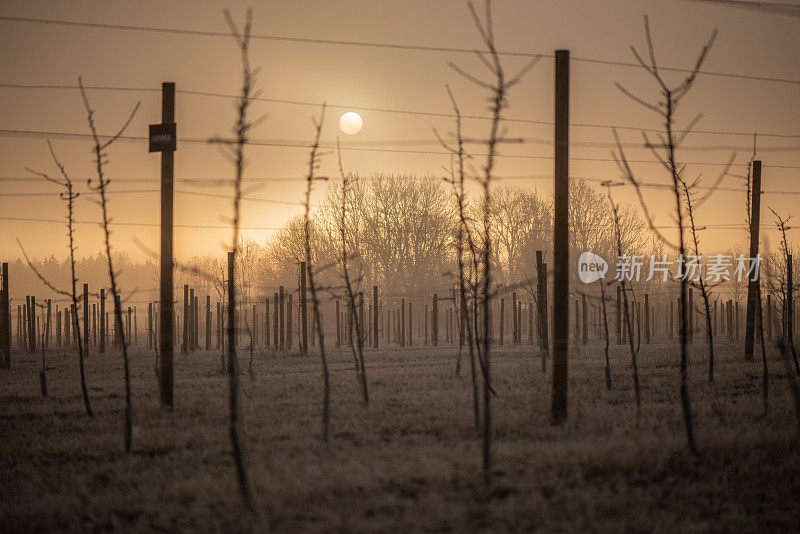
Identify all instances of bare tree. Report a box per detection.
[303,106,332,442]
[448,0,539,487]
[598,278,612,390]
[614,16,719,455]
[23,140,93,417]
[208,8,261,510]
[79,78,140,452]
[436,86,481,433]
[603,184,641,414]
[769,209,799,373]
[336,146,368,405]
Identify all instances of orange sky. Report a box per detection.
[1,0,799,262]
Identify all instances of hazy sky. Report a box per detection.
[1,0,798,261]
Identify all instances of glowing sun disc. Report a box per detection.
[339,112,363,135]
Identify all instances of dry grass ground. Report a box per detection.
[1,339,799,532]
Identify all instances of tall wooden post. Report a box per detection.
[287,293,293,350]
[264,297,270,347]
[335,300,341,348]
[787,253,794,345]
[279,286,285,350]
[154,81,176,407]
[408,301,413,346]
[300,262,308,354]
[206,296,211,350]
[358,292,364,351]
[536,251,549,370]
[401,298,406,348]
[99,288,106,353]
[552,49,570,424]
[182,285,189,355]
[744,160,762,358]
[82,283,89,352]
[148,302,153,349]
[29,296,36,354]
[46,299,51,348]
[251,304,257,351]
[432,294,439,347]
[0,263,9,368]
[373,286,379,349]
[581,293,588,344]
[217,301,222,349]
[499,298,505,346]
[273,293,279,348]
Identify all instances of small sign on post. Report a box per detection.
[149,123,177,153]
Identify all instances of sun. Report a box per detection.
[339,112,363,135]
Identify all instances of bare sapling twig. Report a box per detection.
[448,0,539,488]
[598,278,612,390]
[336,142,369,406]
[613,16,717,455]
[24,140,93,417]
[770,208,799,373]
[303,105,331,442]
[777,339,800,437]
[210,7,261,510]
[681,178,717,383]
[80,78,139,451]
[604,185,641,414]
[436,86,480,432]
[38,302,48,397]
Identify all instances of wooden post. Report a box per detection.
[335,300,341,348]
[552,49,570,423]
[744,160,762,358]
[279,286,285,350]
[0,263,9,368]
[512,292,518,344]
[581,293,588,344]
[787,253,794,345]
[190,288,197,351]
[46,299,51,348]
[217,301,222,349]
[99,289,106,353]
[644,294,650,344]
[424,304,428,345]
[182,285,189,355]
[193,293,199,350]
[156,81,176,407]
[408,301,413,346]
[273,293,279,348]
[373,286,379,349]
[529,302,534,344]
[206,295,211,350]
[499,298,505,346]
[91,303,96,346]
[536,251,549,369]
[432,293,439,347]
[251,304,257,351]
[64,304,70,348]
[401,298,406,348]
[300,262,308,354]
[264,297,270,347]
[358,292,364,351]
[287,293,293,350]
[29,296,37,354]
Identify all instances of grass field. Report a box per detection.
[1,340,799,532]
